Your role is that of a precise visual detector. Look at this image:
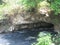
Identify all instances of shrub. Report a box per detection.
[17,0,37,10]
[50,0,60,15]
[32,32,52,45]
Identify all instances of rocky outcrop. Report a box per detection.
[0,4,60,33]
[0,17,12,33]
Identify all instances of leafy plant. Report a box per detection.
[17,0,37,10]
[37,0,50,9]
[50,0,60,15]
[32,32,52,45]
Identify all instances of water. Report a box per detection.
[0,29,40,45]
[0,28,54,45]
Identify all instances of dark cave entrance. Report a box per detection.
[13,21,57,36]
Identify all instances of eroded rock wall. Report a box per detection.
[0,5,60,33]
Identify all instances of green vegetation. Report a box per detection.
[0,0,60,15]
[50,0,60,15]
[17,0,37,9]
[37,0,50,7]
[0,0,5,20]
[32,32,52,45]
[0,1,11,20]
[32,32,60,45]
[0,0,50,20]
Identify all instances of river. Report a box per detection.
[0,28,54,45]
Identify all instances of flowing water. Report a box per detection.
[0,28,54,45]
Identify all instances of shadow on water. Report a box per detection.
[0,22,57,45]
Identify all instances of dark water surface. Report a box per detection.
[0,28,53,45]
[0,30,39,45]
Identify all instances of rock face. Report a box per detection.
[50,15,60,33]
[0,17,12,33]
[13,22,54,31]
[0,5,60,33]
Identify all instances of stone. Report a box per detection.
[0,5,60,33]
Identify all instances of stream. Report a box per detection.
[0,28,54,45]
